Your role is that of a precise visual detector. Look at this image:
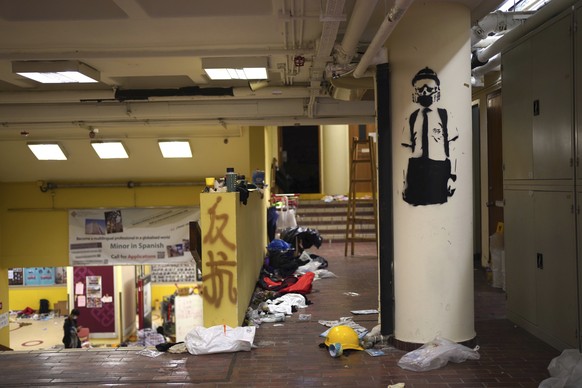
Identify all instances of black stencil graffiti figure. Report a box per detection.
[401,67,458,206]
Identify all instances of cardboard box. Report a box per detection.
[54,301,68,316]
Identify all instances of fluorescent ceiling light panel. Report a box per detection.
[202,57,268,80]
[158,140,192,158]
[497,0,546,11]
[28,143,67,160]
[91,141,129,159]
[13,60,99,84]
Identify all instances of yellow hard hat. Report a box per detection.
[324,325,363,351]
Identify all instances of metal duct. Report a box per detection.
[470,10,529,47]
[307,0,346,117]
[353,0,414,78]
[335,0,379,65]
[0,86,311,104]
[471,53,501,86]
[39,180,205,192]
[328,0,381,101]
[472,0,578,64]
[0,97,375,127]
[115,86,234,101]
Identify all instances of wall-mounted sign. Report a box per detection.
[9,267,66,287]
[0,313,8,329]
[69,207,200,266]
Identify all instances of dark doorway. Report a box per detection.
[278,126,320,193]
[472,103,482,260]
[486,91,504,238]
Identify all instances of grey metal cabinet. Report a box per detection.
[502,7,580,350]
[531,15,573,180]
[576,6,582,187]
[502,41,533,180]
[534,191,577,348]
[502,13,573,181]
[505,189,578,349]
[505,189,537,324]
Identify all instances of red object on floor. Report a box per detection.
[262,272,315,294]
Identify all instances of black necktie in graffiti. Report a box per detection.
[421,108,430,158]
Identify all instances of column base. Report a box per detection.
[389,335,478,351]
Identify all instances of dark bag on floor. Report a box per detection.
[39,299,49,314]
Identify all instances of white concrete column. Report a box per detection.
[321,124,349,195]
[386,2,474,344]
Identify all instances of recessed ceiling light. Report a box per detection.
[202,57,268,80]
[91,141,129,159]
[12,60,99,84]
[158,140,192,158]
[27,143,67,160]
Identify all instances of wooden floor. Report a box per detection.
[0,242,559,387]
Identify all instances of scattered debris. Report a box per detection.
[350,309,378,315]
[397,336,480,372]
[137,349,164,358]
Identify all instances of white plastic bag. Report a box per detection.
[267,293,308,314]
[185,325,256,355]
[397,336,480,372]
[539,349,582,388]
[276,197,297,229]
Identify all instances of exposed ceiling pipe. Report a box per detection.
[472,0,578,65]
[0,86,311,104]
[115,86,234,101]
[0,47,313,61]
[335,0,379,65]
[0,90,115,104]
[0,115,375,132]
[471,53,501,86]
[39,180,206,191]
[353,0,414,79]
[307,0,346,117]
[470,10,529,46]
[0,98,375,127]
[299,0,305,48]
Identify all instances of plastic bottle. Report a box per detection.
[225,167,237,192]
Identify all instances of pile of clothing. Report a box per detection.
[246,227,334,326]
[279,226,323,251]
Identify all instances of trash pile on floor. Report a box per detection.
[143,225,481,372]
[248,227,331,325]
[146,228,328,357]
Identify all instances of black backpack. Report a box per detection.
[39,299,50,314]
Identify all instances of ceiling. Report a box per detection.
[0,0,501,183]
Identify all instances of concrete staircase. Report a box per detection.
[293,198,377,244]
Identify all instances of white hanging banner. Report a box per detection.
[69,207,200,266]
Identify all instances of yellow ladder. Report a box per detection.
[344,136,378,256]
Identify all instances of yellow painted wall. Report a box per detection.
[9,286,68,312]
[0,183,207,268]
[151,283,200,309]
[234,192,265,323]
[0,126,272,348]
[200,192,265,327]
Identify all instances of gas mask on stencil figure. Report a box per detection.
[412,79,440,108]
